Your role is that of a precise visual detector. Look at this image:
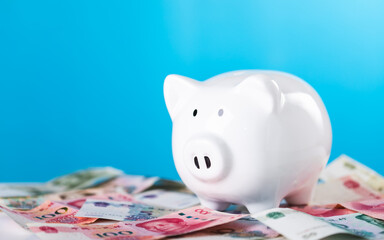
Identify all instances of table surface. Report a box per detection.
[0,212,39,240]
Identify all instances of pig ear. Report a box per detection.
[235,75,283,112]
[164,74,199,120]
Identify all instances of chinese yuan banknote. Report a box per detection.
[75,199,133,221]
[134,189,200,209]
[312,175,381,205]
[0,200,97,229]
[126,205,247,237]
[28,222,164,240]
[75,198,177,221]
[149,178,193,194]
[46,167,123,192]
[45,187,120,202]
[101,175,160,194]
[2,158,384,240]
[0,183,51,198]
[252,208,353,240]
[0,167,123,198]
[342,198,384,221]
[291,204,356,217]
[179,216,280,239]
[322,213,384,240]
[123,203,176,222]
[56,193,135,210]
[0,196,45,210]
[321,154,384,194]
[28,205,246,239]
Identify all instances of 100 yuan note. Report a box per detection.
[172,215,280,239]
[291,204,356,217]
[312,175,380,205]
[28,205,246,239]
[341,198,384,221]
[321,155,384,194]
[252,208,353,240]
[0,200,97,229]
[28,222,164,240]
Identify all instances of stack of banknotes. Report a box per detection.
[1,154,384,240]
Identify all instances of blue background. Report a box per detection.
[1,1,383,182]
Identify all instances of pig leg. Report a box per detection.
[245,200,280,214]
[285,179,317,205]
[198,197,230,211]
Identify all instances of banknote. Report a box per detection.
[252,208,354,240]
[171,232,285,240]
[112,205,245,237]
[0,167,123,198]
[44,174,158,205]
[100,175,160,194]
[0,183,52,198]
[322,213,384,240]
[28,205,246,239]
[75,199,133,221]
[341,198,384,221]
[0,196,45,210]
[291,204,356,217]
[123,204,177,222]
[134,189,200,209]
[28,222,164,240]
[56,193,135,210]
[44,186,119,202]
[311,175,380,205]
[0,200,97,229]
[148,178,193,194]
[321,155,384,194]
[2,158,384,239]
[140,205,243,236]
[46,167,123,192]
[76,198,177,221]
[173,216,280,239]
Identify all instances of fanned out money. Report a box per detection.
[1,155,384,240]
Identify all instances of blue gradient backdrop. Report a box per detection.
[1,1,383,182]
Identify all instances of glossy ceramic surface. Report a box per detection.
[164,70,332,213]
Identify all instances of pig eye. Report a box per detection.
[193,109,198,117]
[218,109,224,117]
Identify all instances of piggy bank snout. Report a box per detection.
[183,137,230,182]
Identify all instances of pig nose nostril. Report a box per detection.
[184,138,230,182]
[194,156,200,169]
[204,156,211,169]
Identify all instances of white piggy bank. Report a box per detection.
[164,70,332,213]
